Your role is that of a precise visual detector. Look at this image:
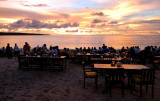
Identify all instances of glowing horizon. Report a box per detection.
[0,0,160,35]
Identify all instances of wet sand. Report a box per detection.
[0,57,160,101]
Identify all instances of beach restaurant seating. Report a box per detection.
[104,68,125,97]
[41,56,52,69]
[52,58,64,71]
[18,55,66,71]
[82,61,98,89]
[28,56,41,69]
[152,56,160,69]
[18,55,29,70]
[131,69,156,98]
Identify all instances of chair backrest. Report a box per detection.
[29,56,40,64]
[106,68,124,83]
[41,57,52,63]
[82,61,86,70]
[141,69,155,83]
[82,61,92,71]
[18,55,28,63]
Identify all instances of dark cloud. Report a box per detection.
[46,23,59,28]
[108,21,118,24]
[91,12,104,16]
[10,19,28,28]
[29,19,42,28]
[58,22,79,28]
[100,23,106,27]
[54,20,61,23]
[90,23,107,28]
[59,22,71,28]
[9,19,50,29]
[92,19,106,23]
[18,0,48,7]
[22,4,48,7]
[71,22,79,27]
[66,29,78,32]
[140,20,160,24]
[59,14,70,18]
[0,24,8,28]
[92,19,102,23]
[6,19,80,29]
[124,20,160,25]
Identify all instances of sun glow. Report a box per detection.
[0,18,18,23]
[103,2,140,20]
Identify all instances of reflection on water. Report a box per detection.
[0,35,160,50]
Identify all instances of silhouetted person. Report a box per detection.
[14,43,19,57]
[102,44,107,49]
[6,43,12,59]
[23,42,30,55]
[41,44,47,54]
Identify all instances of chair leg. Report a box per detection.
[152,84,154,98]
[83,78,85,88]
[130,79,134,94]
[18,65,21,70]
[146,84,148,93]
[95,77,98,89]
[122,82,124,97]
[140,84,142,97]
[130,81,133,94]
[105,77,107,92]
[109,83,112,97]
[133,83,135,89]
[128,75,131,86]
[131,81,136,94]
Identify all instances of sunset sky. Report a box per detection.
[0,0,160,35]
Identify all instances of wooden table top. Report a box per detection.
[94,64,149,70]
[91,57,122,61]
[21,55,66,59]
[154,56,160,58]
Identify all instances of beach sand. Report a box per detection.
[0,57,160,101]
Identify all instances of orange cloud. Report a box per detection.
[0,0,160,35]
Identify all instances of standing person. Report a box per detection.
[41,44,47,54]
[1,47,6,56]
[14,43,19,57]
[6,43,12,59]
[55,46,60,56]
[23,42,30,55]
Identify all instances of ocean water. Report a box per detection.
[0,35,160,50]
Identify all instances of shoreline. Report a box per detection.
[0,32,49,35]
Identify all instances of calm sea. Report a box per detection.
[0,35,160,50]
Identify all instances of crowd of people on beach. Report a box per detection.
[0,42,62,59]
[1,43,20,59]
[0,43,160,64]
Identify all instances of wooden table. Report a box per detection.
[75,53,117,63]
[154,56,160,58]
[94,64,150,87]
[94,64,149,70]
[91,57,122,64]
[18,55,66,70]
[52,56,66,70]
